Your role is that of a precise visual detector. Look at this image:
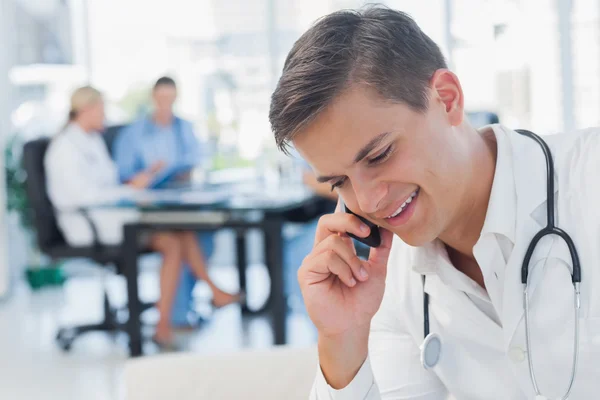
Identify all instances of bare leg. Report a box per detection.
[149,232,183,342]
[177,232,241,307]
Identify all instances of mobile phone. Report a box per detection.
[341,201,381,248]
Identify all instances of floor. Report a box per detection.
[0,257,317,400]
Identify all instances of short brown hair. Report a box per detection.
[154,76,177,90]
[269,5,447,153]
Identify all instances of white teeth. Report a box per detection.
[386,189,419,219]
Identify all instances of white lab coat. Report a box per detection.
[311,125,600,399]
[45,123,140,246]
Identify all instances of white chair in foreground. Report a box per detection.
[125,345,317,400]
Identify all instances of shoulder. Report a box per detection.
[544,128,600,220]
[48,128,75,152]
[175,116,192,126]
[550,128,600,183]
[119,118,145,138]
[45,132,76,168]
[175,117,194,133]
[547,127,600,155]
[113,120,144,155]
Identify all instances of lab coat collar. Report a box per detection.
[509,127,559,228]
[478,124,517,244]
[64,122,85,137]
[64,122,97,145]
[411,240,445,275]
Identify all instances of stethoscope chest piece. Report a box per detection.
[420,332,442,370]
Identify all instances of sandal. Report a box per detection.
[211,292,246,310]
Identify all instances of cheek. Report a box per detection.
[386,150,425,184]
[399,144,453,195]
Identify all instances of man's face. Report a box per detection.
[152,84,177,115]
[293,73,467,246]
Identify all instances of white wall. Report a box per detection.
[0,0,16,298]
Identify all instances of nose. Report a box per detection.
[353,177,387,215]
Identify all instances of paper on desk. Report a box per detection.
[133,189,229,205]
[178,191,230,204]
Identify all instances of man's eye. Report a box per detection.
[368,145,393,165]
[330,178,346,191]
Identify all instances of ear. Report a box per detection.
[430,69,464,126]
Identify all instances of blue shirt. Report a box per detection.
[113,116,202,182]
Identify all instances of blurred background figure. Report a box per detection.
[45,86,240,348]
[114,76,217,329]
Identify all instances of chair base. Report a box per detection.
[56,292,153,352]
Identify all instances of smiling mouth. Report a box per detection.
[385,188,419,219]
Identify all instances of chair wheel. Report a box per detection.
[58,338,72,351]
[56,328,76,352]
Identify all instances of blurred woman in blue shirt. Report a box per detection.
[114,77,217,328]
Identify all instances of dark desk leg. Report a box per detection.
[263,216,286,345]
[124,224,142,357]
[235,229,249,313]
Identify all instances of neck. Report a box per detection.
[153,111,173,126]
[438,126,497,260]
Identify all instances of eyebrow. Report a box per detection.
[315,131,392,183]
[353,132,391,164]
[316,174,341,183]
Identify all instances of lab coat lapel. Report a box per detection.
[502,130,561,350]
[424,271,504,352]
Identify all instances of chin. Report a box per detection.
[391,216,439,247]
[395,230,433,247]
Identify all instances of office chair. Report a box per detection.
[22,137,150,351]
[102,124,127,157]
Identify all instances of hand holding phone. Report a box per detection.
[341,200,381,248]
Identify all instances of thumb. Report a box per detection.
[367,228,393,268]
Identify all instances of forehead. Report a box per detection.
[292,88,415,172]
[154,85,177,96]
[84,99,104,110]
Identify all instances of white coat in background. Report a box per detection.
[45,123,140,246]
[311,124,600,399]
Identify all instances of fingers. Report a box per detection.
[312,234,367,282]
[314,213,371,245]
[367,228,394,268]
[304,250,361,288]
[340,235,357,256]
[128,172,151,189]
[150,161,166,173]
[303,207,392,289]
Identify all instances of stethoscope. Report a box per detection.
[419,129,582,400]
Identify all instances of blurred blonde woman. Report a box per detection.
[45,86,240,348]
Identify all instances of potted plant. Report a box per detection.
[5,133,64,289]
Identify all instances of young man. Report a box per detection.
[270,6,600,399]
